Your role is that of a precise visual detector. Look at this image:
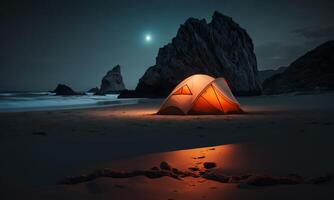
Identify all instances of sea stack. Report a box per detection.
[87,87,99,93]
[53,84,82,95]
[134,11,262,97]
[98,65,126,94]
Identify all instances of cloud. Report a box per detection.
[293,26,334,40]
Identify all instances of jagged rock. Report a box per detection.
[87,87,99,93]
[53,84,82,96]
[258,66,287,84]
[263,41,334,94]
[134,11,261,97]
[98,65,126,94]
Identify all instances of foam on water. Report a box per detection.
[0,92,138,112]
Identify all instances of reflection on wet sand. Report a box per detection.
[72,140,334,182]
[59,142,334,200]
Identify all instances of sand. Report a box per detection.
[1,93,334,199]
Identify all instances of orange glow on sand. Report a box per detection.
[68,144,243,200]
[87,144,239,173]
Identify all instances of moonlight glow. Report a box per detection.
[145,34,152,42]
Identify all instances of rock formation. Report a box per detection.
[134,11,261,97]
[53,84,82,96]
[98,65,126,94]
[87,87,99,93]
[263,41,334,94]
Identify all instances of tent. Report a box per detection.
[157,74,243,115]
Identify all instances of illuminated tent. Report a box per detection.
[157,74,242,115]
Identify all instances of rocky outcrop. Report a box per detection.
[135,11,261,97]
[258,66,287,84]
[87,87,99,93]
[98,65,126,94]
[53,84,82,95]
[263,41,334,94]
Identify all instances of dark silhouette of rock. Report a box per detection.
[98,65,126,94]
[87,87,99,93]
[258,66,287,84]
[134,11,261,97]
[60,164,329,188]
[202,171,234,183]
[203,162,217,169]
[53,84,82,96]
[188,167,200,171]
[201,168,251,183]
[160,161,172,171]
[60,166,198,184]
[263,41,334,94]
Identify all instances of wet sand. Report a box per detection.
[1,93,334,199]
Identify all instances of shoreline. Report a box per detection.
[0,92,140,112]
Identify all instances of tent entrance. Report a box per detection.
[188,84,224,114]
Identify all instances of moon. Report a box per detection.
[145,34,152,42]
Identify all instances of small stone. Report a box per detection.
[188,167,200,171]
[160,161,172,171]
[172,168,184,175]
[203,162,216,169]
[201,171,229,183]
[151,166,159,171]
[199,171,206,175]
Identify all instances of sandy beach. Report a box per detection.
[1,93,334,199]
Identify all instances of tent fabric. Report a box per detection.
[157,74,242,115]
[173,84,192,95]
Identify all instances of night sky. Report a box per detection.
[1,0,333,91]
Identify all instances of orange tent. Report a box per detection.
[157,74,242,115]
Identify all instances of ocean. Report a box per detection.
[0,92,138,112]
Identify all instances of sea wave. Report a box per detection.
[0,92,138,112]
